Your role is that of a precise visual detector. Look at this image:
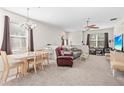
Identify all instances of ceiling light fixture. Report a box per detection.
[20,8,36,31]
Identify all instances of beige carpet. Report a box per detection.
[1,55,124,86]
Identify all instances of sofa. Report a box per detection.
[70,47,82,59]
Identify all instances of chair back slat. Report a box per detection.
[35,51,43,62]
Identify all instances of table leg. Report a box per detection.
[22,59,28,75]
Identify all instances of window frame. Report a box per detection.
[10,22,28,53]
[89,33,105,48]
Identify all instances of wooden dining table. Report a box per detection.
[9,52,36,75]
[8,51,49,75]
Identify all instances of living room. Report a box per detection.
[1,6,124,87]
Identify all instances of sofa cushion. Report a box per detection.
[60,50,64,56]
[73,51,81,59]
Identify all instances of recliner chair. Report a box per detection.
[55,47,73,67]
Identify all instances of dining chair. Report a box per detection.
[0,51,24,83]
[28,51,44,73]
[43,52,49,65]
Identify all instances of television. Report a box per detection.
[114,34,123,51]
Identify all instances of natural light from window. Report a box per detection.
[10,23,28,53]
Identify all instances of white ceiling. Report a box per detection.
[2,7,124,32]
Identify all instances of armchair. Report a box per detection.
[110,51,124,77]
[55,47,73,67]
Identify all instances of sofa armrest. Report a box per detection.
[64,51,73,56]
[64,53,73,56]
[57,56,73,59]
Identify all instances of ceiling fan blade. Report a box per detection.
[89,26,99,29]
[83,18,99,30]
[88,24,96,27]
[93,26,99,28]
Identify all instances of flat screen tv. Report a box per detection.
[114,34,123,51]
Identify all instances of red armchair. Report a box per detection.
[55,47,73,67]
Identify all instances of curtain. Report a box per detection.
[29,28,34,51]
[66,39,68,46]
[1,16,12,55]
[61,36,64,46]
[104,33,109,48]
[86,34,90,47]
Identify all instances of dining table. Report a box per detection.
[9,51,49,75]
[9,52,36,75]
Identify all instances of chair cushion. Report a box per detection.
[111,61,124,71]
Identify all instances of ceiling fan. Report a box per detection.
[84,18,99,31]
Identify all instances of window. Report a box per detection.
[97,33,104,48]
[89,34,97,48]
[89,33,105,48]
[10,23,28,53]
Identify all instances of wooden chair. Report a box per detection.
[42,52,49,65]
[109,51,115,62]
[105,53,110,61]
[28,51,44,73]
[0,51,24,83]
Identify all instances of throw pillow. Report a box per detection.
[61,50,64,56]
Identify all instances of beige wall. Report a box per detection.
[32,21,63,50]
[0,14,4,49]
[114,18,124,35]
[68,31,82,45]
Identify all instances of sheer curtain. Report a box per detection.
[0,14,5,71]
[0,14,5,50]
